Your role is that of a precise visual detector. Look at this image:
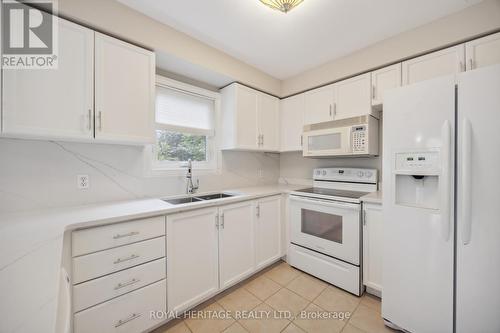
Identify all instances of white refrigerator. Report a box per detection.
[382,64,500,333]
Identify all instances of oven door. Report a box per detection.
[302,126,352,157]
[290,195,361,265]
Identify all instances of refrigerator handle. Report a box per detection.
[440,120,452,241]
[462,118,472,245]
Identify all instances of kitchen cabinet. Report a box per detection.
[280,94,305,152]
[402,45,465,85]
[167,208,219,313]
[258,93,280,151]
[363,203,383,296]
[334,73,372,119]
[2,18,94,140]
[94,33,155,144]
[465,32,500,71]
[221,83,280,152]
[304,84,335,125]
[255,196,282,269]
[371,63,402,109]
[218,201,256,289]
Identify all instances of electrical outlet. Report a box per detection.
[258,169,264,178]
[77,175,90,189]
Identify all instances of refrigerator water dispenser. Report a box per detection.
[393,151,441,210]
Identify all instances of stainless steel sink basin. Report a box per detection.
[163,193,236,205]
[195,193,235,200]
[163,197,203,205]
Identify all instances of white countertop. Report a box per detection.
[0,184,303,333]
[360,191,383,205]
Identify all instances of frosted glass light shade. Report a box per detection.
[259,0,304,13]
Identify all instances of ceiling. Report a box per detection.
[118,0,481,80]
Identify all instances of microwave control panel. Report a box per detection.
[352,125,367,152]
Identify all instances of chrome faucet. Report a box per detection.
[186,159,199,195]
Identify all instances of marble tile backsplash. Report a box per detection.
[0,138,280,213]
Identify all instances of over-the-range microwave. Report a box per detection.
[302,115,379,157]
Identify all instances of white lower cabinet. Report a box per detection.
[166,208,220,313]
[255,196,282,269]
[219,201,256,289]
[167,196,282,313]
[362,203,383,295]
[74,279,166,333]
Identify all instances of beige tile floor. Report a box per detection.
[153,261,396,333]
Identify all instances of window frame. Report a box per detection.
[148,76,221,176]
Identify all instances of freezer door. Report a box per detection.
[382,75,456,333]
[456,65,500,333]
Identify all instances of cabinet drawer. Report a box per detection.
[72,216,165,257]
[73,257,166,312]
[73,237,165,284]
[74,279,166,333]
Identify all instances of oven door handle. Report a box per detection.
[290,195,360,211]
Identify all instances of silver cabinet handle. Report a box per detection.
[300,135,303,147]
[329,104,332,117]
[469,58,474,70]
[256,205,260,218]
[459,61,464,72]
[115,313,142,328]
[113,231,139,239]
[215,214,219,228]
[113,254,139,265]
[363,209,367,226]
[97,111,103,131]
[262,134,264,146]
[372,85,376,100]
[333,102,337,116]
[220,214,225,229]
[114,278,140,290]
[87,109,92,131]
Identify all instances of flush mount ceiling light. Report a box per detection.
[259,0,304,13]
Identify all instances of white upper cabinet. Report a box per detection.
[258,93,280,151]
[304,84,334,125]
[371,63,402,108]
[2,18,94,140]
[402,45,465,85]
[465,32,500,71]
[280,94,305,152]
[334,73,372,119]
[218,201,256,289]
[221,83,280,152]
[94,33,155,144]
[255,196,282,269]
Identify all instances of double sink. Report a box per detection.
[164,193,236,205]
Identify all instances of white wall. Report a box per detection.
[0,139,279,213]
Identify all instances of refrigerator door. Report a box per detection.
[456,65,500,333]
[382,76,455,333]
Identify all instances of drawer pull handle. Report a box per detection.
[113,231,139,239]
[114,278,140,290]
[113,254,139,265]
[115,313,142,328]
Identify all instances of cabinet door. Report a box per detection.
[167,208,219,312]
[465,32,500,71]
[371,63,402,107]
[235,85,259,149]
[304,84,334,125]
[2,18,94,140]
[258,93,280,151]
[280,94,305,152]
[334,73,372,120]
[255,196,281,269]
[363,203,383,294]
[402,45,465,85]
[94,33,155,144]
[219,202,255,289]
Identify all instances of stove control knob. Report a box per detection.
[365,171,373,178]
[322,170,327,176]
[315,170,321,175]
[357,171,364,178]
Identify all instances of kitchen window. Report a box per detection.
[152,76,220,172]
